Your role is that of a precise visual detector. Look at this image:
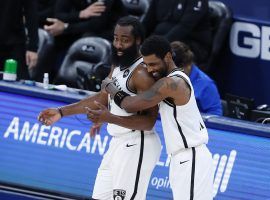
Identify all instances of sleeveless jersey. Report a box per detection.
[107,57,147,136]
[159,69,208,154]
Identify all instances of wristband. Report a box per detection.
[114,91,130,108]
[57,107,63,118]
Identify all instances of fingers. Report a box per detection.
[85,107,96,121]
[44,25,53,32]
[37,113,43,122]
[96,126,101,135]
[46,18,57,23]
[90,1,106,8]
[93,1,105,5]
[90,123,102,138]
[94,101,106,110]
[86,111,95,120]
[101,77,113,91]
[90,127,96,138]
[90,127,98,138]
[92,6,106,13]
[37,111,46,122]
[26,51,38,68]
[38,115,52,126]
[85,106,100,115]
[89,12,102,17]
[43,119,52,126]
[93,125,101,136]
[83,6,105,18]
[44,18,65,36]
[37,109,59,126]
[44,18,56,30]
[85,107,104,124]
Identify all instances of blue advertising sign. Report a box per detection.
[0,91,270,199]
[216,0,270,21]
[211,0,270,105]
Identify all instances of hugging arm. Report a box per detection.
[120,78,170,113]
[105,76,190,113]
[88,64,159,130]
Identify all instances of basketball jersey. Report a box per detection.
[107,57,146,136]
[159,69,208,154]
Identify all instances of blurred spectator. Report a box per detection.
[46,0,127,41]
[38,0,55,28]
[0,0,39,80]
[34,0,127,82]
[143,0,212,64]
[171,41,222,116]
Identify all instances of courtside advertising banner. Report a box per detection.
[0,91,270,199]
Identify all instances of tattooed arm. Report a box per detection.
[120,76,191,113]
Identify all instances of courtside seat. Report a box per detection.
[54,37,111,89]
[121,0,149,21]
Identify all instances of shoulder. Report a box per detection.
[132,63,154,82]
[155,76,187,87]
[148,76,189,100]
[130,63,155,92]
[153,77,182,92]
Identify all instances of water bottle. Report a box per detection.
[43,73,49,89]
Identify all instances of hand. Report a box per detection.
[89,122,102,138]
[101,78,119,97]
[79,2,106,19]
[85,101,112,124]
[38,108,61,126]
[26,51,38,69]
[101,77,113,90]
[44,18,66,36]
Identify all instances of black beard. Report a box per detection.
[111,44,139,69]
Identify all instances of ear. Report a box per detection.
[164,52,173,63]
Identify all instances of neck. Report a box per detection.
[166,61,178,75]
[184,64,192,76]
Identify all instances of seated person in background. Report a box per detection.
[45,0,127,40]
[34,0,127,82]
[171,41,222,116]
[0,0,38,80]
[142,0,212,64]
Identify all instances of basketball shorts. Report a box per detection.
[92,131,161,200]
[169,144,214,200]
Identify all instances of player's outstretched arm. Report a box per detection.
[38,67,115,126]
[59,66,115,117]
[38,108,61,126]
[37,91,108,126]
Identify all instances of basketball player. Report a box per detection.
[101,35,214,200]
[38,17,161,200]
